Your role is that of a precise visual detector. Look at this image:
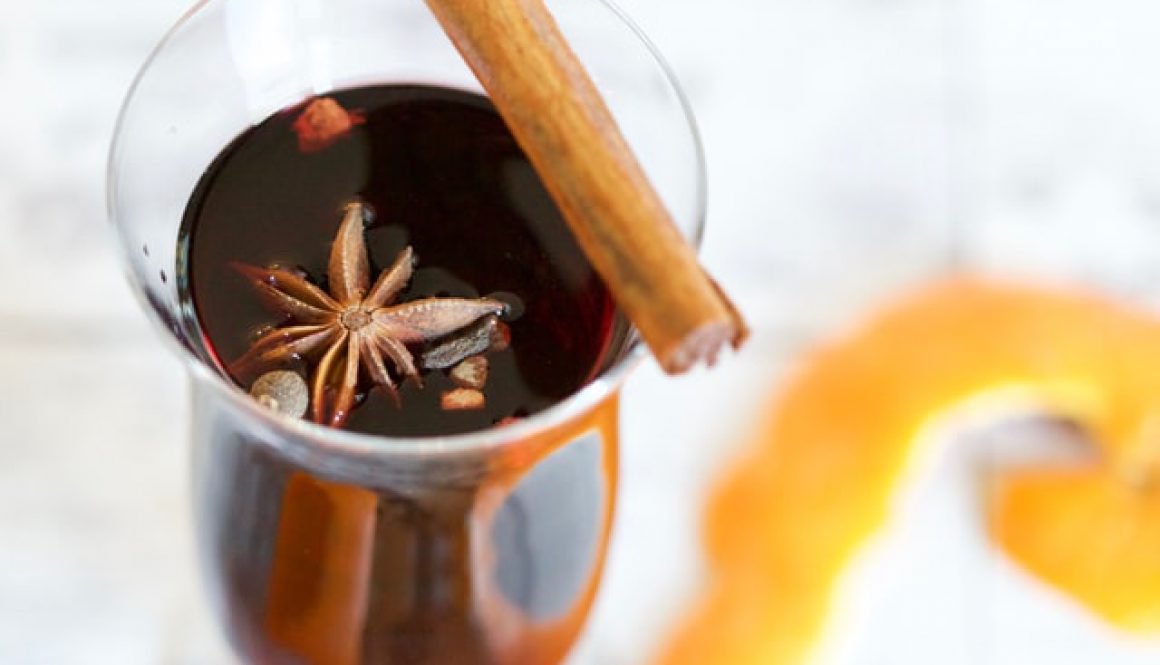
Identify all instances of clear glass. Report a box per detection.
[107,0,705,663]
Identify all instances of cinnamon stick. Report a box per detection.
[423,0,748,373]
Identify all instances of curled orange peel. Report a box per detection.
[655,278,1160,665]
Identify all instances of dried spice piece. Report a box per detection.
[421,314,505,369]
[490,320,511,352]
[234,201,506,427]
[250,370,310,419]
[450,356,489,390]
[292,97,365,153]
[442,388,485,411]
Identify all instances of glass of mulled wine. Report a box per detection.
[108,1,704,664]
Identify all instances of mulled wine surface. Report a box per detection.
[187,85,622,665]
[181,84,617,436]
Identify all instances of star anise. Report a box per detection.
[233,201,505,427]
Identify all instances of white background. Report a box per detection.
[3,0,1160,662]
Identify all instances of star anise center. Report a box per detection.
[232,201,507,427]
[340,307,372,331]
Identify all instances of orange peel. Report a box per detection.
[656,278,1160,665]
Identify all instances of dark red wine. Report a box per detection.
[183,85,625,665]
[181,84,620,436]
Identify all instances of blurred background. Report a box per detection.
[4,0,1160,662]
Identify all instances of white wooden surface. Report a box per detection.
[3,0,1160,662]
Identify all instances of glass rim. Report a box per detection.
[107,0,708,457]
